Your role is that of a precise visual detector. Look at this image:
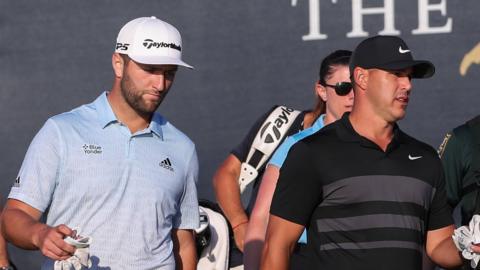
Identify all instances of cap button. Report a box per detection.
[150,16,157,19]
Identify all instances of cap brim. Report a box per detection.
[129,55,194,69]
[380,60,435,79]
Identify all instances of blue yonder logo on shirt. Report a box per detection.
[82,144,103,154]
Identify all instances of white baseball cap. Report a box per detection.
[115,16,193,69]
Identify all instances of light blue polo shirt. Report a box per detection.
[9,92,199,270]
[268,114,325,243]
[269,114,325,167]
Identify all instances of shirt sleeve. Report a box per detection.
[173,146,200,229]
[268,136,297,168]
[270,140,323,226]
[269,121,323,168]
[427,156,454,231]
[8,119,63,212]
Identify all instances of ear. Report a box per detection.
[353,67,368,90]
[112,53,124,78]
[315,82,328,102]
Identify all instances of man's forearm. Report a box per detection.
[259,241,291,270]
[244,212,268,270]
[216,179,248,226]
[259,215,304,270]
[173,229,197,270]
[213,155,249,251]
[175,243,196,270]
[0,208,9,266]
[0,232,9,266]
[2,207,45,250]
[212,156,248,227]
[214,172,249,252]
[429,236,463,268]
[244,166,280,269]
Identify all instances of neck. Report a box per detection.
[107,83,152,134]
[323,113,337,126]
[303,111,318,128]
[349,108,394,152]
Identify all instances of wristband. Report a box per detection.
[232,220,248,231]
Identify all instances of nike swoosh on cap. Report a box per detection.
[399,46,411,54]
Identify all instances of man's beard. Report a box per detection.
[120,73,166,117]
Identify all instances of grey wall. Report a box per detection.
[1,0,479,268]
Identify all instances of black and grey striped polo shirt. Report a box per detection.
[271,113,453,270]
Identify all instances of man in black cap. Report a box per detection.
[260,35,480,270]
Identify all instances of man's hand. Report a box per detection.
[33,224,76,261]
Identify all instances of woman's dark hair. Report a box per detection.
[318,50,352,85]
[311,50,352,120]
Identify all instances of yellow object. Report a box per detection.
[460,42,480,76]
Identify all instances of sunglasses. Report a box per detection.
[322,81,353,96]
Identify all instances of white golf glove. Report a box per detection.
[54,231,92,270]
[452,214,480,268]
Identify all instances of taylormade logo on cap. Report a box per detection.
[142,39,181,51]
[115,16,193,69]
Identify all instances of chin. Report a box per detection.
[393,113,407,121]
[144,100,162,111]
[136,104,160,115]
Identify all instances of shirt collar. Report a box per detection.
[149,113,165,140]
[94,92,118,128]
[336,112,406,148]
[313,114,326,129]
[93,91,165,140]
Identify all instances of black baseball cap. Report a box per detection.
[349,35,435,79]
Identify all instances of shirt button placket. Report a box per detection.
[126,136,133,160]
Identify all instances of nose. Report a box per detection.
[152,73,166,91]
[400,76,412,92]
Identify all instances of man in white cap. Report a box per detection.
[2,16,199,270]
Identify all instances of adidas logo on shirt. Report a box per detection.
[160,158,174,172]
[13,176,20,188]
